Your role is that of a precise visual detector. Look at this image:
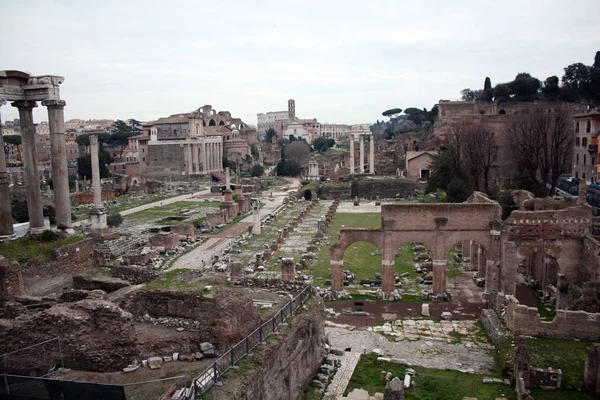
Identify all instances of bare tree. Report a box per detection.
[505,103,573,196]
[462,125,497,192]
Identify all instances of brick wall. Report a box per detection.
[498,293,600,340]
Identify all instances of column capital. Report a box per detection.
[90,135,98,145]
[41,99,66,109]
[11,100,37,110]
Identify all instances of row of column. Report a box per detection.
[348,134,375,174]
[186,141,223,175]
[0,100,71,237]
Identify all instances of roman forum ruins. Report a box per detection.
[0,70,72,237]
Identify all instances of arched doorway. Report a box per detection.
[446,240,487,302]
[515,251,560,319]
[209,119,216,126]
[219,120,225,126]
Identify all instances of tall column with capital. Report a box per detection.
[89,135,107,232]
[369,134,375,174]
[349,135,355,174]
[12,101,44,234]
[185,143,192,175]
[359,134,365,173]
[194,144,200,174]
[201,142,207,174]
[219,142,223,171]
[0,102,14,239]
[43,100,72,231]
[191,143,198,175]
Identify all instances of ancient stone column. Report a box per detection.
[43,100,72,231]
[359,134,365,173]
[0,102,14,239]
[192,143,199,174]
[89,135,107,231]
[252,198,261,234]
[369,134,375,174]
[432,260,447,293]
[201,142,207,174]
[478,245,487,278]
[349,135,355,174]
[186,143,193,175]
[225,167,231,190]
[12,100,44,234]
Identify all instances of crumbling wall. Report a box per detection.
[119,288,262,348]
[582,236,600,282]
[210,296,326,400]
[496,293,600,340]
[0,300,137,373]
[109,265,161,284]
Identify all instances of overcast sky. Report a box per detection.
[1,0,599,126]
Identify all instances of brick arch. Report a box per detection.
[330,229,384,260]
[328,203,502,294]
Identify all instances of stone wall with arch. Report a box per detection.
[330,203,502,293]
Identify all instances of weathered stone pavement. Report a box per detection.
[326,324,495,374]
[323,351,361,400]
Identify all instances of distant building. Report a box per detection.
[405,151,436,182]
[572,110,600,182]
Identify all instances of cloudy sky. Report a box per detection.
[1,0,598,126]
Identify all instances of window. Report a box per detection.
[584,154,587,165]
[577,154,580,163]
[576,122,580,133]
[587,121,592,133]
[583,137,588,147]
[576,137,580,146]
[583,173,587,179]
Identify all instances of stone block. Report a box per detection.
[200,342,215,352]
[148,356,163,369]
[421,303,430,317]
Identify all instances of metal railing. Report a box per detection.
[175,284,313,399]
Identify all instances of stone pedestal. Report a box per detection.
[43,100,72,231]
[89,206,108,233]
[13,100,44,234]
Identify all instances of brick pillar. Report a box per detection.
[281,257,295,281]
[478,245,487,278]
[432,260,446,293]
[381,259,395,293]
[584,344,600,394]
[330,260,343,291]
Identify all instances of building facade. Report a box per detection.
[572,110,600,182]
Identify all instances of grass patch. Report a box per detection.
[526,337,593,389]
[144,269,205,292]
[0,236,84,264]
[346,354,514,399]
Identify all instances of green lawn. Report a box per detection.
[0,236,85,264]
[346,354,515,399]
[124,201,220,222]
[526,337,593,389]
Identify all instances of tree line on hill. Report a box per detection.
[461,51,600,104]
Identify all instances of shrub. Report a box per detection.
[107,212,123,228]
[251,164,265,177]
[39,229,59,243]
